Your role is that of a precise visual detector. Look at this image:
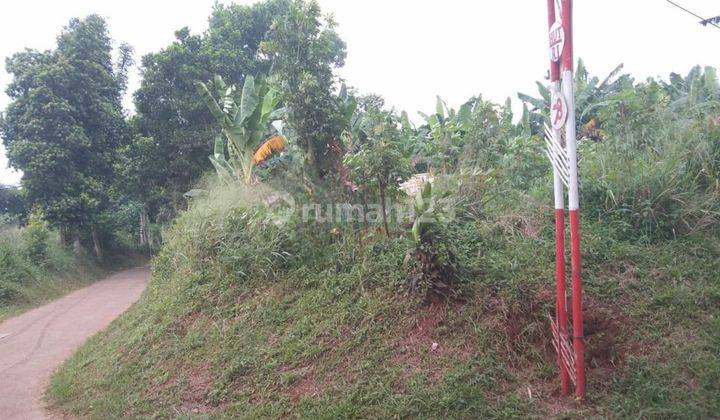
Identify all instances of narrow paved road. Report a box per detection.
[0,266,149,420]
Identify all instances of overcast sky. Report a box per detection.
[1,0,719,185]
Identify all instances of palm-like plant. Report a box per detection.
[197,75,284,184]
[663,66,720,113]
[405,181,457,301]
[518,59,632,132]
[413,96,478,172]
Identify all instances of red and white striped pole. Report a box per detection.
[545,0,570,396]
[560,0,586,400]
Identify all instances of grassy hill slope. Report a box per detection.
[48,183,720,418]
[48,67,720,417]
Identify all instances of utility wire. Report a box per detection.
[665,0,720,29]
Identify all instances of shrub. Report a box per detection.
[404,182,459,301]
[579,113,719,241]
[0,242,31,285]
[22,212,50,265]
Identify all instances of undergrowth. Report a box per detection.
[47,64,720,418]
[0,217,147,321]
[48,180,720,418]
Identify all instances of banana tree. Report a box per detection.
[518,59,631,132]
[663,65,720,112]
[197,75,284,184]
[415,96,485,172]
[405,180,456,300]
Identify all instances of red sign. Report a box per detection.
[548,20,564,63]
[551,91,567,130]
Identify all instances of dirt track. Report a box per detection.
[0,266,149,419]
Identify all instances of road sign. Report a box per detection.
[545,0,585,401]
[544,124,570,187]
[551,91,567,130]
[549,20,564,62]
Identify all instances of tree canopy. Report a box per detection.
[1,15,130,253]
[261,0,348,179]
[131,0,291,208]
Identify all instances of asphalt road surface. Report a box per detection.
[0,266,149,419]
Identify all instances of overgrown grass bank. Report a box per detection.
[48,181,720,418]
[47,61,720,418]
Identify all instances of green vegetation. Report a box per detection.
[197,74,283,184]
[261,0,347,179]
[47,181,720,417]
[0,214,143,321]
[1,15,131,259]
[0,0,717,417]
[0,185,25,221]
[128,0,293,215]
[344,108,412,237]
[47,8,720,411]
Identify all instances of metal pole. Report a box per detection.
[546,0,570,396]
[560,0,586,400]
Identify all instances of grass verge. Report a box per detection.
[0,224,148,322]
[48,184,720,418]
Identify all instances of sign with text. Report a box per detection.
[548,20,564,62]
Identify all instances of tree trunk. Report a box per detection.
[59,225,69,247]
[379,181,390,238]
[360,194,369,229]
[91,224,103,263]
[139,205,149,247]
[72,230,82,258]
[306,141,320,178]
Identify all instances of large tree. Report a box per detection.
[261,0,347,179]
[1,15,131,259]
[0,185,25,221]
[131,0,290,212]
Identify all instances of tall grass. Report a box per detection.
[579,99,720,241]
[0,218,107,320]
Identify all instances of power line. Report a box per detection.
[665,0,720,30]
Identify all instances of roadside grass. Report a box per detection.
[0,225,148,322]
[48,185,720,418]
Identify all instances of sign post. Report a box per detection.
[544,0,586,400]
[545,0,570,397]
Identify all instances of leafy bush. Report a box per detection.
[0,241,31,286]
[404,182,458,300]
[22,211,50,264]
[0,217,112,316]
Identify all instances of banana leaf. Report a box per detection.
[535,81,550,102]
[269,106,288,121]
[435,96,446,119]
[238,75,258,127]
[400,111,412,131]
[260,87,281,126]
[208,136,236,182]
[517,92,545,111]
[343,96,357,124]
[458,103,472,129]
[598,63,625,91]
[412,217,422,243]
[213,74,227,97]
[196,82,228,126]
